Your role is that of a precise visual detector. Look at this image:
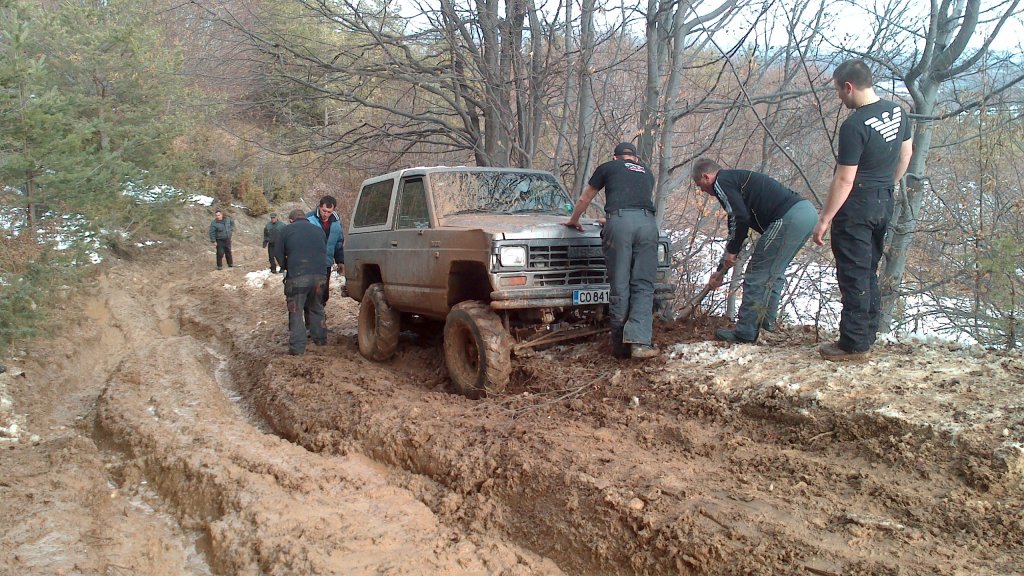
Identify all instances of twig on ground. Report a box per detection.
[699,507,730,531]
[803,566,841,576]
[807,430,834,444]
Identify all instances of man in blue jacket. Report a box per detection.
[274,209,328,355]
[306,195,345,320]
[692,158,817,344]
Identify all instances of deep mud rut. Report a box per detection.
[2,209,1023,575]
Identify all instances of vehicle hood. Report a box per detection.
[437,214,603,239]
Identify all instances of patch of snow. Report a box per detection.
[122,181,182,203]
[875,406,904,419]
[189,194,214,206]
[667,341,757,364]
[245,269,276,289]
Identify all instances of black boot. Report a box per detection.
[610,326,630,359]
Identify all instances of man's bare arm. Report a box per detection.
[812,164,858,246]
[894,139,913,182]
[565,184,600,231]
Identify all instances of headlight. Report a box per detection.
[499,246,527,267]
[657,243,668,265]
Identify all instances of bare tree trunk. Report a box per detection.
[552,1,575,175]
[571,0,596,197]
[878,0,1022,329]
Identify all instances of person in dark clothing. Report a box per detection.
[208,209,234,270]
[565,141,659,360]
[813,59,913,361]
[274,209,329,355]
[692,159,818,344]
[262,213,286,273]
[305,196,345,320]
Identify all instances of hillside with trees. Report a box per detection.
[3,0,1022,351]
[2,2,1024,575]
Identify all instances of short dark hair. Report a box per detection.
[318,195,337,209]
[834,59,873,90]
[691,158,721,180]
[288,208,306,222]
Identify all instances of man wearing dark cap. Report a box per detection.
[565,141,659,359]
[274,209,328,355]
[262,213,286,273]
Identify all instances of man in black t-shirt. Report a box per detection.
[274,209,329,356]
[566,142,659,359]
[692,159,817,343]
[813,59,913,361]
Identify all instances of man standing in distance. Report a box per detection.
[262,212,285,273]
[565,142,659,359]
[306,195,345,320]
[812,59,913,361]
[274,209,328,355]
[208,209,234,270]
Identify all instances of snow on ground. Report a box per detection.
[658,334,1024,447]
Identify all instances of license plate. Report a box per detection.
[573,289,609,305]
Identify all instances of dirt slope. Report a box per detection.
[1,206,1022,575]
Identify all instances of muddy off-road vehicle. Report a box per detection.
[344,166,673,398]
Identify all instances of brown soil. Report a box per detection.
[2,206,1022,575]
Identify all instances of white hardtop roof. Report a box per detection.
[364,165,557,183]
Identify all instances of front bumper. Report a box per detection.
[489,284,674,310]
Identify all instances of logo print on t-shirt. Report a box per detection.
[624,162,646,173]
[864,107,902,143]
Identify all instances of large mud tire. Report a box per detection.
[358,283,400,361]
[443,301,512,399]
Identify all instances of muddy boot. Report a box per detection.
[715,329,755,344]
[630,344,659,359]
[610,326,630,359]
[818,342,868,362]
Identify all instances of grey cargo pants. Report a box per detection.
[603,208,659,346]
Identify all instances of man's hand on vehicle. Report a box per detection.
[563,220,584,231]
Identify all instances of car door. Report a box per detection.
[385,176,445,314]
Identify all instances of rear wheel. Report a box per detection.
[443,301,512,399]
[358,283,400,361]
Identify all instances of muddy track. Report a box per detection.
[90,259,563,575]
[168,265,1022,575]
[6,224,1022,576]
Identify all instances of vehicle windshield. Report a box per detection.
[430,171,575,218]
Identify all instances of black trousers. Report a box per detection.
[215,238,233,267]
[267,244,280,272]
[286,274,327,354]
[831,186,894,352]
[320,267,332,308]
[304,266,333,327]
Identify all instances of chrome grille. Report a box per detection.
[533,269,607,287]
[528,243,605,269]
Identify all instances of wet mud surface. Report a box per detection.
[2,212,1022,575]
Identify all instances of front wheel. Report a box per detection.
[443,301,512,399]
[358,283,400,361]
